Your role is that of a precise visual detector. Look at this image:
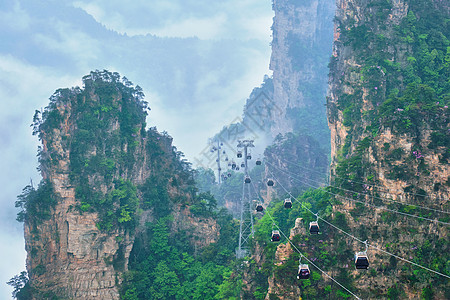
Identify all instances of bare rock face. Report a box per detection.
[270,0,334,140]
[171,204,220,251]
[25,96,136,299]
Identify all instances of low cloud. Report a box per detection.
[0,55,81,298]
[0,0,31,32]
[71,0,273,41]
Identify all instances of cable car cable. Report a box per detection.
[264,208,361,300]
[247,174,361,299]
[319,216,450,279]
[266,161,449,215]
[266,162,450,225]
[266,170,450,279]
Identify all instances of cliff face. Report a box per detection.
[328,0,449,201]
[204,0,335,213]
[263,132,329,198]
[260,0,449,299]
[270,0,334,144]
[325,0,449,297]
[209,0,334,152]
[22,71,219,299]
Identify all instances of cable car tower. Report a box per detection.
[236,139,255,259]
[210,140,225,184]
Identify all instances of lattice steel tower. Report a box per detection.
[236,139,255,259]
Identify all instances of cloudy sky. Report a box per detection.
[0,0,273,297]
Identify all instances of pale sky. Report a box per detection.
[0,0,273,297]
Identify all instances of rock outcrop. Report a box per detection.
[263,0,449,299]
[22,71,219,299]
[270,0,334,143]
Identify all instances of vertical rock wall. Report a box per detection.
[270,0,334,142]
[23,73,220,299]
[25,94,140,299]
[327,0,449,297]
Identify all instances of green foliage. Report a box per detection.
[194,167,244,212]
[121,211,238,300]
[7,272,31,299]
[387,284,404,300]
[140,175,171,218]
[421,285,433,300]
[15,181,58,223]
[190,192,217,217]
[96,179,140,231]
[251,189,335,299]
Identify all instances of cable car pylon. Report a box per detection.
[210,140,224,184]
[236,139,255,259]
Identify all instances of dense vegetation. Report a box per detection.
[330,0,449,175]
[120,209,240,299]
[325,0,450,298]
[242,189,344,299]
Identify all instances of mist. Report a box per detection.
[0,0,273,297]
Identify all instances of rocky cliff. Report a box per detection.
[326,1,449,297]
[270,0,334,144]
[202,0,335,212]
[328,0,449,203]
[257,0,449,299]
[19,70,219,299]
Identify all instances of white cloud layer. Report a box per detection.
[72,0,273,41]
[0,54,81,298]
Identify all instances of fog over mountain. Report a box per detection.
[0,0,273,297]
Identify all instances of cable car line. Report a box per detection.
[274,155,437,200]
[263,208,361,300]
[247,175,361,299]
[319,216,450,279]
[266,161,449,215]
[266,162,450,225]
[265,170,450,279]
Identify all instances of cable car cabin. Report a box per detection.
[271,230,281,242]
[237,151,242,158]
[267,179,274,186]
[355,252,369,269]
[284,198,292,208]
[247,155,252,160]
[241,163,245,168]
[256,204,264,212]
[297,264,310,280]
[309,221,320,234]
[244,177,251,184]
[256,159,262,165]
